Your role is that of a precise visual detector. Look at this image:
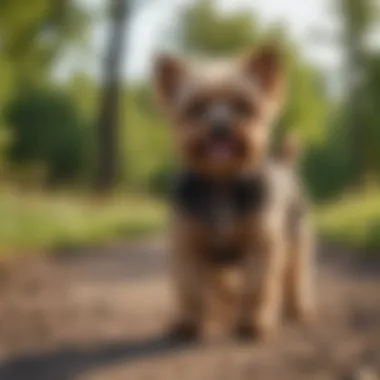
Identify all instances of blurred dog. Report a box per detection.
[153,45,316,341]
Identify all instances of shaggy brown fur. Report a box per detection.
[153,45,316,341]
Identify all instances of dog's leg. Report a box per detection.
[253,227,287,339]
[171,233,206,340]
[237,219,286,340]
[285,218,316,324]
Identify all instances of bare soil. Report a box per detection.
[0,237,379,380]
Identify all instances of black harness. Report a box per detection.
[172,171,268,223]
[171,169,307,267]
[172,171,269,266]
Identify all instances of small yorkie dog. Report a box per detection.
[153,45,316,341]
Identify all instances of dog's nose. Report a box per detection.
[210,122,230,140]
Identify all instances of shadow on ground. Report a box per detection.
[0,335,200,380]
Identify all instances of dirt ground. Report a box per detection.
[0,237,379,380]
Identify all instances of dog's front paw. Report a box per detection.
[294,304,317,326]
[235,312,278,342]
[167,320,201,343]
[234,322,258,341]
[249,304,281,342]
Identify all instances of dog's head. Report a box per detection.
[153,45,285,177]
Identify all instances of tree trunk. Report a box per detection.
[340,0,374,188]
[96,0,128,192]
[347,47,364,188]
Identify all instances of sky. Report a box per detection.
[56,0,343,86]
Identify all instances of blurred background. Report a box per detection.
[0,1,380,379]
[1,0,380,251]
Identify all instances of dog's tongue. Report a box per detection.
[208,141,233,160]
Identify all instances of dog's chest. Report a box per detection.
[173,171,267,222]
[173,172,268,264]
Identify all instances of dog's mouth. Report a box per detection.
[197,137,245,162]
[206,139,236,161]
[188,135,248,169]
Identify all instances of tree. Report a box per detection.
[0,0,89,184]
[0,0,87,84]
[5,86,88,183]
[95,0,129,192]
[338,0,380,185]
[360,54,380,178]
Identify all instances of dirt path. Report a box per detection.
[0,237,379,380]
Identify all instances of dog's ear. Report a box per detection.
[243,44,284,101]
[153,53,186,110]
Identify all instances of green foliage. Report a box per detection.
[181,0,258,57]
[338,0,377,39]
[67,73,99,123]
[316,189,380,250]
[5,86,89,183]
[121,87,172,191]
[278,57,328,142]
[0,58,14,166]
[301,115,353,201]
[336,0,380,184]
[0,0,89,181]
[361,55,380,174]
[0,0,87,80]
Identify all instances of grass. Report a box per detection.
[315,189,380,250]
[2,186,380,255]
[0,188,167,255]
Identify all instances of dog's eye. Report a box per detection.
[185,99,207,120]
[232,99,254,118]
